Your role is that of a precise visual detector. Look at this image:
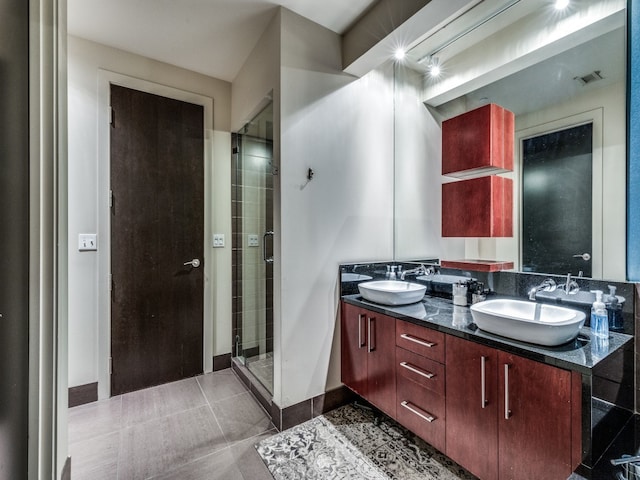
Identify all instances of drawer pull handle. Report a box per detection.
[401,400,435,423]
[400,333,436,348]
[400,361,435,379]
[358,314,365,348]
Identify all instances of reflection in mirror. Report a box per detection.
[522,123,593,277]
[395,0,626,280]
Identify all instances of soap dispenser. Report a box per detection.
[590,290,608,338]
[606,285,623,332]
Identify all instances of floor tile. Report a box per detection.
[211,391,274,444]
[121,377,206,426]
[118,405,228,480]
[197,369,249,404]
[68,396,122,444]
[69,431,119,480]
[150,447,244,480]
[231,430,276,480]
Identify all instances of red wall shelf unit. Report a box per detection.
[442,103,514,179]
[442,176,513,237]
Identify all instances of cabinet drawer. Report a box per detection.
[396,321,445,363]
[397,375,445,453]
[396,347,445,396]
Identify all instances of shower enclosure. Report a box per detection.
[232,101,275,394]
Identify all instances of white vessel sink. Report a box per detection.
[470,299,586,346]
[358,281,426,306]
[341,273,373,282]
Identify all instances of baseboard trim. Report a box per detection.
[230,357,354,433]
[68,382,98,408]
[213,353,232,371]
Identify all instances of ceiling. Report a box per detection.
[67,0,378,82]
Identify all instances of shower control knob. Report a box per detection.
[572,253,591,261]
[183,258,201,268]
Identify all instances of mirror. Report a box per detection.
[394,0,626,281]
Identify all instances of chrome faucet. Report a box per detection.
[528,278,556,301]
[559,273,579,295]
[400,264,436,281]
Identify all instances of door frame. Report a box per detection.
[96,70,214,399]
[515,108,604,278]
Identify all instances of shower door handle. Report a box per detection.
[263,231,274,263]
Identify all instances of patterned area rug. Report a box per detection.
[256,404,477,479]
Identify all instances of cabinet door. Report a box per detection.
[446,336,499,480]
[498,352,572,480]
[367,313,397,418]
[341,302,368,397]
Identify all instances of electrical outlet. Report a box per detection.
[213,233,225,248]
[248,234,259,247]
[78,233,97,251]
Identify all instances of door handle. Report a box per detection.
[183,258,201,268]
[263,231,274,263]
[573,252,591,261]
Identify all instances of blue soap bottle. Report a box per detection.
[590,290,609,338]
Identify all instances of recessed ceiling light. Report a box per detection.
[555,0,569,10]
[427,56,441,77]
[394,48,406,61]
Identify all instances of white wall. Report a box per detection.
[394,65,465,261]
[67,36,232,389]
[276,9,395,408]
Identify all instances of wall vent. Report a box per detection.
[574,70,604,85]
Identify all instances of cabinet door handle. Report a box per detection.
[400,333,436,348]
[400,361,435,379]
[368,317,375,353]
[481,356,488,408]
[358,314,365,348]
[504,363,511,420]
[401,400,435,423]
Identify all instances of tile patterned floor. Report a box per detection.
[68,369,276,480]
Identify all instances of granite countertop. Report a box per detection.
[342,293,634,375]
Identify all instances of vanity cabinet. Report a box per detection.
[341,302,582,480]
[341,302,396,417]
[446,336,499,480]
[395,321,446,452]
[446,335,579,480]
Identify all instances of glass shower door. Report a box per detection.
[232,102,274,394]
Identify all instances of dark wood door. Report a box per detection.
[110,85,204,395]
[341,302,368,398]
[445,336,499,480]
[498,352,572,480]
[522,123,593,276]
[366,313,396,418]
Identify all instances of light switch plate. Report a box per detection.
[248,234,259,247]
[78,233,97,251]
[213,233,225,248]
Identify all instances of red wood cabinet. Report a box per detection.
[442,103,514,178]
[341,302,396,417]
[442,175,513,237]
[446,336,578,480]
[498,351,573,480]
[396,323,447,452]
[446,335,499,480]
